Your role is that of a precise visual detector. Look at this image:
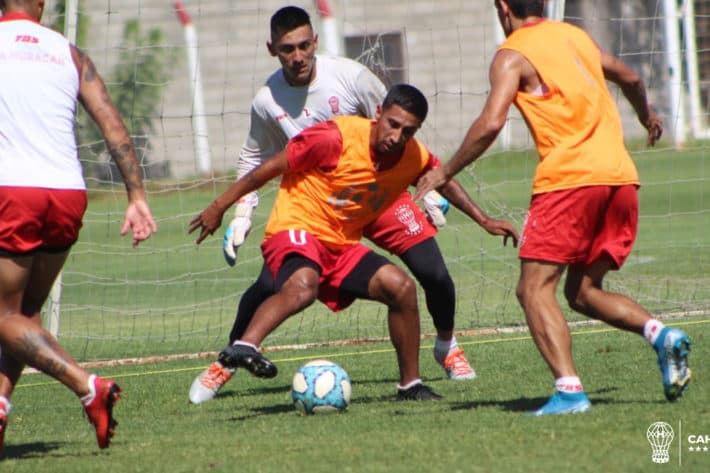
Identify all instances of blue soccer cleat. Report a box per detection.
[529,391,591,416]
[653,327,691,401]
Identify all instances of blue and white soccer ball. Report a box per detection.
[291,360,351,414]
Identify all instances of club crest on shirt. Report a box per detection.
[328,96,340,114]
[395,204,423,236]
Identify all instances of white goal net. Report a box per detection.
[40,0,708,363]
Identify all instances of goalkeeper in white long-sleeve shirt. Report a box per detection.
[189,5,518,404]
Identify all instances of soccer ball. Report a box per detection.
[291,359,351,414]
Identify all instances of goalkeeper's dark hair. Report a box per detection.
[271,6,312,42]
[382,84,428,123]
[495,0,544,18]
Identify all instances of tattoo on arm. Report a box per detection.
[82,54,96,82]
[108,142,142,191]
[73,46,95,82]
[75,45,144,192]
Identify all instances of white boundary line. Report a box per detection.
[22,310,708,373]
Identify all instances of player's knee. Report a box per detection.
[515,280,530,307]
[392,276,417,311]
[515,278,545,310]
[565,285,594,314]
[417,265,452,292]
[280,273,319,311]
[292,283,319,310]
[563,274,602,314]
[378,267,417,310]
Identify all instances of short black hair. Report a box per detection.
[382,84,428,123]
[497,0,545,18]
[270,6,312,42]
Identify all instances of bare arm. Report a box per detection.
[414,48,521,200]
[188,150,289,244]
[439,179,519,247]
[72,45,157,246]
[601,50,662,146]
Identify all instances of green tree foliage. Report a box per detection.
[52,2,176,180]
[78,19,177,180]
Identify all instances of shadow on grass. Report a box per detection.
[220,385,288,397]
[226,403,295,421]
[221,377,406,421]
[1,441,65,460]
[450,387,666,412]
[217,375,402,401]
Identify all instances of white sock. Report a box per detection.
[434,335,457,355]
[643,319,665,345]
[0,395,11,414]
[555,376,584,393]
[397,379,422,391]
[232,340,259,351]
[80,374,97,406]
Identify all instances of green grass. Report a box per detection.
[3,319,708,472]
[5,145,703,471]
[52,146,708,362]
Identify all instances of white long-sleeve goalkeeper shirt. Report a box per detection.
[236,55,386,207]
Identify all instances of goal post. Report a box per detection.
[46,0,80,338]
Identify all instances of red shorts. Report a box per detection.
[363,191,437,255]
[519,185,638,269]
[261,230,373,311]
[0,187,87,254]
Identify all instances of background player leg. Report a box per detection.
[564,257,691,401]
[517,259,591,415]
[190,265,276,404]
[400,239,476,380]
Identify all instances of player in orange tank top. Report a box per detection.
[414,0,690,415]
[190,84,517,401]
[264,115,434,250]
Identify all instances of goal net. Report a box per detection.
[42,0,708,364]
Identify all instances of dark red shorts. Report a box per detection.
[261,230,373,311]
[0,187,87,254]
[363,191,437,255]
[518,185,638,269]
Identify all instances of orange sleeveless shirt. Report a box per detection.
[265,115,432,250]
[500,20,639,194]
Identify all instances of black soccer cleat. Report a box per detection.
[218,343,278,378]
[396,382,443,401]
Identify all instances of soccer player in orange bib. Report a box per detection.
[189,6,520,406]
[415,0,690,414]
[190,84,516,400]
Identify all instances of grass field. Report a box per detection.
[53,146,709,362]
[1,146,706,470]
[2,319,708,472]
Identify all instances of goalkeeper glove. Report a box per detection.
[422,190,450,228]
[223,196,256,266]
